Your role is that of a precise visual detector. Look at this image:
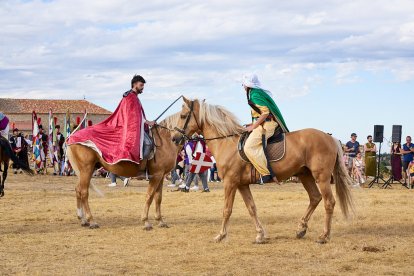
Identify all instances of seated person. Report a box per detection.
[407,160,414,188]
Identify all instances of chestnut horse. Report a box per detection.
[172,98,354,244]
[67,113,179,229]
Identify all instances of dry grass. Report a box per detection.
[0,174,413,275]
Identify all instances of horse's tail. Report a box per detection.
[332,138,355,218]
[0,137,34,175]
[66,146,104,197]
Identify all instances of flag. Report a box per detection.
[64,109,71,138]
[62,109,72,176]
[190,152,213,174]
[32,111,42,171]
[48,109,55,163]
[52,116,60,172]
[80,109,87,129]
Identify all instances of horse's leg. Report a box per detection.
[141,174,162,231]
[154,177,168,228]
[75,184,84,221]
[214,182,237,243]
[316,175,336,244]
[238,185,267,244]
[0,162,3,197]
[79,165,98,229]
[1,160,9,197]
[296,173,322,239]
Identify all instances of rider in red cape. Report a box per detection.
[67,75,155,164]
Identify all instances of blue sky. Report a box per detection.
[1,0,414,150]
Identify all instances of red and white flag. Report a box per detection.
[190,152,214,174]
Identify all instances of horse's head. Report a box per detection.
[172,97,203,145]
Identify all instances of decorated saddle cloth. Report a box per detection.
[238,127,286,163]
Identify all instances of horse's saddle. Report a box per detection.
[238,127,286,163]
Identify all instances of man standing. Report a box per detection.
[242,74,289,184]
[345,133,360,176]
[54,125,65,174]
[400,136,414,186]
[107,172,130,187]
[179,135,199,189]
[38,125,48,173]
[364,135,377,178]
[9,128,29,174]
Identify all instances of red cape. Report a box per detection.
[68,92,144,164]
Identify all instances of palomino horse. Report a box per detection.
[0,137,33,197]
[172,98,354,244]
[67,113,179,229]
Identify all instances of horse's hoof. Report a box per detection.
[254,237,268,244]
[143,225,153,231]
[158,222,169,228]
[296,230,307,239]
[89,223,100,229]
[81,221,90,227]
[316,236,329,244]
[254,239,268,244]
[214,234,226,243]
[0,191,4,198]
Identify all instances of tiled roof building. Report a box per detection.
[0,98,112,135]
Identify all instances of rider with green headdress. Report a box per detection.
[243,74,289,184]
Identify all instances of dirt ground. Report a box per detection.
[0,174,413,275]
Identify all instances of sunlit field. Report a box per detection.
[0,174,413,275]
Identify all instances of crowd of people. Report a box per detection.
[2,110,413,189]
[1,110,220,191]
[103,133,220,191]
[343,132,413,188]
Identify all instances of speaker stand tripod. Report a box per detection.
[368,142,387,188]
[382,176,402,189]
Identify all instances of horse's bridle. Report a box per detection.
[174,100,201,144]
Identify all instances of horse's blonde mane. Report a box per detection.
[159,112,180,129]
[198,101,245,136]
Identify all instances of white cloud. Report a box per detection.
[1,0,414,108]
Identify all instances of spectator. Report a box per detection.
[180,134,210,192]
[9,128,29,174]
[400,136,414,186]
[344,133,360,176]
[407,159,414,188]
[364,135,377,178]
[391,142,402,183]
[55,125,65,175]
[180,134,199,190]
[0,112,9,139]
[108,172,130,187]
[353,152,365,184]
[38,125,48,172]
[209,156,221,182]
[168,149,185,188]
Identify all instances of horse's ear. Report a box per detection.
[183,96,191,106]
